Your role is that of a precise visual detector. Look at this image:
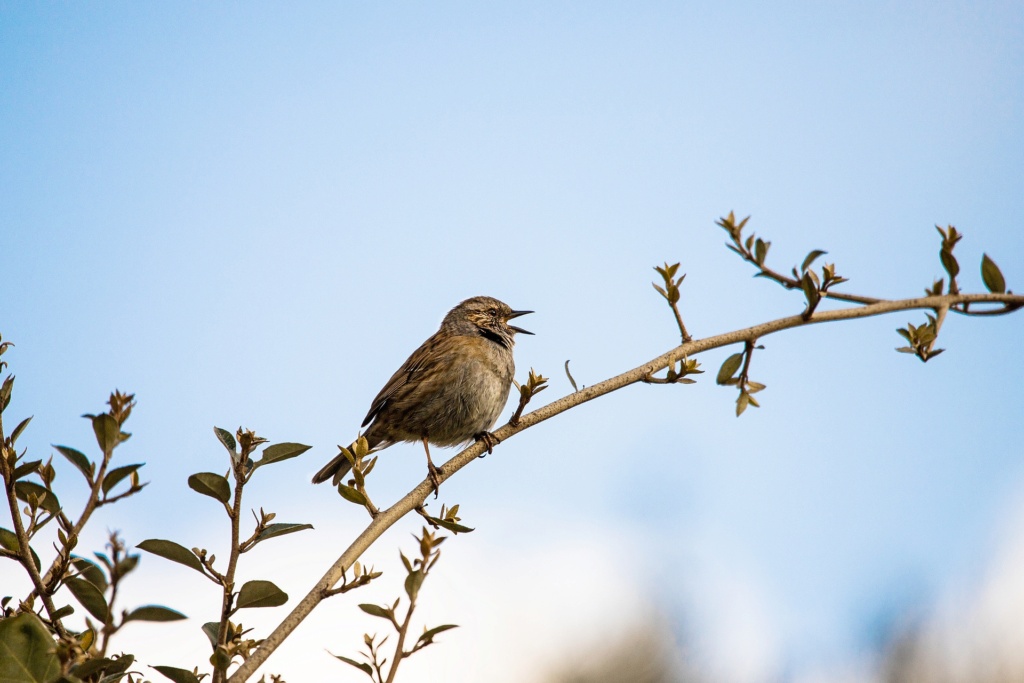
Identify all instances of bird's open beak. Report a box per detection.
[507,309,534,335]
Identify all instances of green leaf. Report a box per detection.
[940,249,959,279]
[0,376,13,413]
[137,539,204,574]
[10,416,32,445]
[71,556,108,593]
[71,655,119,679]
[981,253,1006,293]
[255,442,312,468]
[736,391,750,417]
[12,460,42,481]
[235,580,288,609]
[187,472,231,504]
[254,523,314,545]
[358,603,394,620]
[213,427,237,456]
[331,655,373,675]
[337,484,368,506]
[14,481,61,516]
[124,605,187,622]
[53,446,93,482]
[0,612,61,683]
[417,624,458,645]
[801,249,827,273]
[0,528,41,571]
[201,622,220,649]
[102,463,143,495]
[405,570,425,602]
[50,605,74,620]
[716,353,744,385]
[152,666,201,683]
[431,517,475,534]
[64,577,109,622]
[92,414,121,454]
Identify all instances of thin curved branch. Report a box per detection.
[227,290,1023,682]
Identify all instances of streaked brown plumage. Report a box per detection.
[312,296,532,490]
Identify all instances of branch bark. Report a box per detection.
[227,290,1023,682]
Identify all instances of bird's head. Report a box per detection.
[444,296,533,347]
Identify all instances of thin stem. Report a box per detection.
[384,603,416,683]
[227,290,1024,683]
[212,459,247,683]
[36,440,117,598]
[0,416,68,637]
[670,300,691,342]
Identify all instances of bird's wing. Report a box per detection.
[361,330,448,427]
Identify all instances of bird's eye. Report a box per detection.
[488,308,498,316]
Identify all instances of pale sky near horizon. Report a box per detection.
[3,2,1023,681]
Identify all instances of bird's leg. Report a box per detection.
[422,436,442,497]
[474,431,500,457]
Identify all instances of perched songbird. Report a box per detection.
[312,296,533,491]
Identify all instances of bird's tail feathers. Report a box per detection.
[311,434,384,486]
[311,450,354,486]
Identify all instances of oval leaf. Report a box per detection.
[71,556,108,593]
[404,570,424,602]
[255,442,311,467]
[236,580,287,609]
[92,414,121,454]
[137,539,204,573]
[201,622,220,649]
[337,484,367,506]
[187,472,231,504]
[358,603,394,620]
[125,605,187,623]
[53,445,94,482]
[254,523,314,545]
[417,623,458,645]
[716,353,744,385]
[332,655,373,675]
[64,577,109,622]
[981,253,1006,293]
[213,426,237,456]
[14,481,61,516]
[152,665,201,683]
[0,612,60,682]
[801,249,827,273]
[9,416,32,445]
[102,463,143,495]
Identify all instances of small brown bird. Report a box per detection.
[312,296,533,491]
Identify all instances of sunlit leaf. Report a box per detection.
[801,249,827,273]
[716,353,744,385]
[981,253,1006,293]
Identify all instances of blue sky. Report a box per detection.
[3,2,1023,681]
